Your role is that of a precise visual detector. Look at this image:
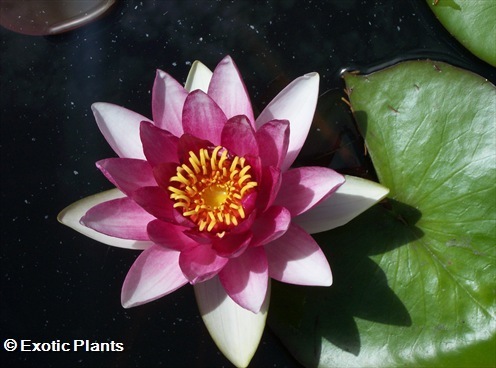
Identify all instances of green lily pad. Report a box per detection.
[269,60,496,367]
[427,0,496,66]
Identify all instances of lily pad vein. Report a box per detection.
[416,234,494,319]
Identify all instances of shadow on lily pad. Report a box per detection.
[269,200,422,366]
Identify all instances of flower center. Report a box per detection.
[168,146,257,234]
[202,185,228,208]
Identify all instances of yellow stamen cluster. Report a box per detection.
[168,146,257,234]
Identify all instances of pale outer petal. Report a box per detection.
[92,102,148,159]
[208,55,255,122]
[57,188,153,250]
[255,72,319,172]
[184,60,213,93]
[152,69,187,137]
[194,277,270,368]
[121,245,188,308]
[265,223,332,286]
[293,175,390,234]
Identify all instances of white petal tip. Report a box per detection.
[90,101,107,112]
[155,69,168,80]
[315,270,333,286]
[58,189,153,250]
[304,71,319,79]
[121,302,132,309]
[321,276,333,287]
[294,175,390,234]
[121,298,141,309]
[194,278,270,367]
[184,60,213,93]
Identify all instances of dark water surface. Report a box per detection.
[1,1,494,367]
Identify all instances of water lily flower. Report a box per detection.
[58,56,389,367]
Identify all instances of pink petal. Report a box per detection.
[177,134,211,162]
[208,55,255,123]
[212,231,252,258]
[265,223,332,286]
[229,199,257,234]
[244,154,262,184]
[221,115,258,158]
[179,245,228,284]
[121,245,188,308]
[182,229,216,245]
[218,247,268,313]
[152,69,187,136]
[132,186,189,225]
[255,72,319,171]
[58,189,153,250]
[255,119,290,168]
[193,276,269,367]
[152,162,178,190]
[81,197,154,240]
[92,102,148,159]
[256,166,282,212]
[182,90,227,146]
[275,167,345,217]
[140,121,179,167]
[96,158,156,196]
[147,219,198,252]
[250,206,291,247]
